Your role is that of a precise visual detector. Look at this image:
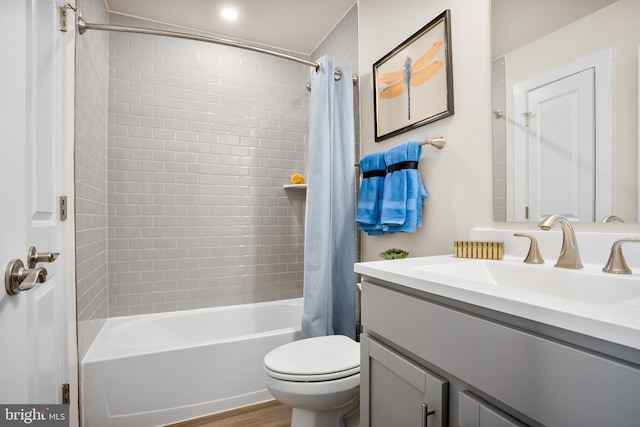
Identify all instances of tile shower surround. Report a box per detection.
[106,15,310,316]
[76,4,358,356]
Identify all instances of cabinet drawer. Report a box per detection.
[459,391,527,427]
[362,282,640,427]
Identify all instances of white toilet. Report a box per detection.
[263,335,360,427]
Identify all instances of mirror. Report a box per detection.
[491,0,639,223]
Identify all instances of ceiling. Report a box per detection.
[104,0,356,55]
[103,0,618,61]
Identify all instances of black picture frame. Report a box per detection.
[373,10,454,142]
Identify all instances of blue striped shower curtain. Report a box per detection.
[301,56,356,339]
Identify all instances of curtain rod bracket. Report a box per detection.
[77,16,87,34]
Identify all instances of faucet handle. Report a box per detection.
[602,238,640,274]
[514,233,544,264]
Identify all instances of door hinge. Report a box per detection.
[59,196,68,221]
[62,383,70,405]
[525,206,529,220]
[523,112,532,127]
[59,4,77,32]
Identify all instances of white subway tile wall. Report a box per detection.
[76,0,110,359]
[492,56,506,221]
[106,15,310,316]
[75,3,358,355]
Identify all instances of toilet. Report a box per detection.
[263,335,360,427]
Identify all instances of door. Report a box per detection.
[514,68,595,222]
[361,335,448,427]
[0,0,74,406]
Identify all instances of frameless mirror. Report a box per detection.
[491,0,639,223]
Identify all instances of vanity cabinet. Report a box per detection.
[360,279,640,427]
[361,335,448,427]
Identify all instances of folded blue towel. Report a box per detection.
[356,152,386,235]
[381,142,429,233]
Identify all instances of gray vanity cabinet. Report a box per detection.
[360,279,640,427]
[458,392,526,427]
[361,335,448,427]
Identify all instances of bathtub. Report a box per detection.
[81,298,303,427]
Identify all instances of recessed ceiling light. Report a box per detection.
[220,7,238,21]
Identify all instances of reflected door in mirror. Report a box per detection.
[514,68,595,222]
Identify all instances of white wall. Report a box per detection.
[358,0,493,260]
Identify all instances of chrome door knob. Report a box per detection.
[5,259,48,295]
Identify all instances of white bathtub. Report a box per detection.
[81,298,303,427]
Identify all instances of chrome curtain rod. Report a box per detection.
[76,17,321,71]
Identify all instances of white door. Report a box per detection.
[0,0,74,407]
[514,68,595,222]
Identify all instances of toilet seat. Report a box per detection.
[264,335,360,382]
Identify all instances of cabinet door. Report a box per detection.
[459,391,527,427]
[361,335,448,427]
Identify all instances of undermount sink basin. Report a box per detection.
[414,260,640,305]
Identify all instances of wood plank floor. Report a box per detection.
[166,400,291,427]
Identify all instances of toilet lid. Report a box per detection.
[264,335,360,381]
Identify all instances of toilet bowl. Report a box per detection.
[264,335,360,427]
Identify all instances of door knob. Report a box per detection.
[5,259,48,295]
[27,246,60,268]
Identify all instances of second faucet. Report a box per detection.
[537,214,583,269]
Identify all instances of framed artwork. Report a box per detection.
[373,9,454,142]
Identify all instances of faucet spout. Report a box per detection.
[537,214,583,269]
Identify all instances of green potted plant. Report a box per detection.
[379,248,409,260]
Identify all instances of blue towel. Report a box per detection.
[381,142,429,233]
[356,152,386,235]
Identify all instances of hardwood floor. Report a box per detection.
[166,400,291,427]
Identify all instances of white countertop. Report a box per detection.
[355,254,640,352]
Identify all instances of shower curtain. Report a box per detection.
[301,56,356,340]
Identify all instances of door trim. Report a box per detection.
[61,2,78,424]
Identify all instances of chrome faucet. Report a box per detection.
[537,214,583,269]
[602,238,640,274]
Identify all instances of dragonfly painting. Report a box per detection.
[377,40,444,121]
[373,10,453,142]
